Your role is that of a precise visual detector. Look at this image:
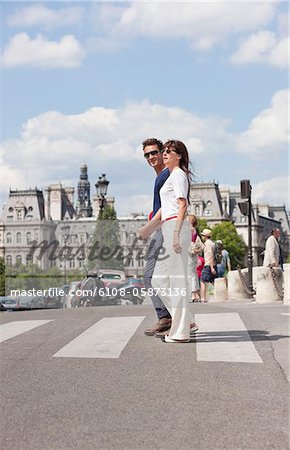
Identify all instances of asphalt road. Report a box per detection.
[0,301,289,450]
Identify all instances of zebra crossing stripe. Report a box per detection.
[0,320,53,343]
[194,313,263,363]
[53,316,145,359]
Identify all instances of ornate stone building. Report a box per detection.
[0,164,147,277]
[0,174,289,277]
[189,182,289,265]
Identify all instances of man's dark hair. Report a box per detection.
[142,138,163,151]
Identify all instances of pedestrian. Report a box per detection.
[196,255,205,283]
[200,228,217,303]
[139,140,195,343]
[216,240,231,278]
[187,214,204,302]
[263,228,282,268]
[140,138,172,336]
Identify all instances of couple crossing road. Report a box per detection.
[138,138,197,343]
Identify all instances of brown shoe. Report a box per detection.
[144,317,172,336]
[155,329,170,338]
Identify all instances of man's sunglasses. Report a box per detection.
[144,150,160,159]
[161,148,177,155]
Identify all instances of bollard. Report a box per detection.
[213,277,228,302]
[283,263,290,306]
[256,266,283,303]
[227,270,250,301]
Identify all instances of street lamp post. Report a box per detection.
[238,179,254,298]
[61,224,70,285]
[95,174,109,218]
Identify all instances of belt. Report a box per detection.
[163,215,178,222]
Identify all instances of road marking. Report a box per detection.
[0,320,53,343]
[281,313,290,316]
[53,316,145,359]
[195,313,263,363]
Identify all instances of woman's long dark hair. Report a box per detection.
[163,140,194,202]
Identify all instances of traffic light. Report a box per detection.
[240,180,251,199]
[238,201,249,216]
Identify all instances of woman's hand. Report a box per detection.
[173,232,182,254]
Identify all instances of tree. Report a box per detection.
[87,205,124,271]
[196,218,208,235]
[5,262,44,293]
[211,221,247,269]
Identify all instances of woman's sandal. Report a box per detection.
[161,336,190,343]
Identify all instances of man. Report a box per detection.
[216,240,231,278]
[141,138,172,335]
[200,228,217,303]
[263,228,281,268]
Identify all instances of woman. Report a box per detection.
[139,140,194,343]
[187,214,204,302]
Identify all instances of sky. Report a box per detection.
[1,1,289,217]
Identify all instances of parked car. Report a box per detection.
[127,278,145,288]
[98,269,127,288]
[1,297,19,311]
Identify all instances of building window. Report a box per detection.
[6,232,12,244]
[205,210,212,216]
[16,210,22,220]
[194,205,200,216]
[16,232,22,244]
[26,255,33,266]
[79,260,84,268]
[16,255,22,266]
[26,232,32,244]
[69,259,75,269]
[6,255,12,266]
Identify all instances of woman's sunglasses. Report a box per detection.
[144,150,160,159]
[161,148,177,155]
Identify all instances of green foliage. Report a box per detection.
[211,221,247,269]
[3,261,85,295]
[196,218,208,234]
[88,205,124,271]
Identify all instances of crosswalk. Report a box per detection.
[0,313,263,363]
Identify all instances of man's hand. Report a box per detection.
[138,225,150,240]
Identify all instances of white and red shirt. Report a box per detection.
[160,168,188,221]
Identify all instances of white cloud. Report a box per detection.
[7,4,84,29]
[2,33,86,68]
[236,89,289,155]
[98,2,277,50]
[2,101,217,174]
[1,93,288,213]
[230,31,289,69]
[252,176,289,207]
[116,195,152,217]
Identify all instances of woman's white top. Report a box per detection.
[160,167,188,221]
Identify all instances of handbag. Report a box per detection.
[191,236,204,255]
